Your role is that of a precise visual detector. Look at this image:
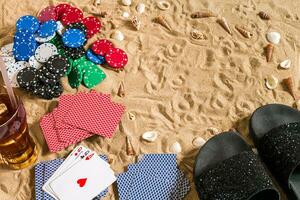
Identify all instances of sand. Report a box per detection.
[0,0,300,199]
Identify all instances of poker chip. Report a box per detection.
[33,83,55,100]
[105,48,128,69]
[64,46,85,59]
[35,43,58,63]
[46,54,69,75]
[66,22,86,33]
[51,83,64,98]
[55,3,73,19]
[37,20,58,38]
[61,7,83,26]
[13,41,36,61]
[86,49,105,64]
[81,17,101,38]
[35,32,56,43]
[38,6,58,23]
[1,43,14,55]
[16,15,39,32]
[17,67,38,90]
[14,30,36,43]
[91,39,114,56]
[82,66,106,88]
[6,61,30,87]
[36,69,58,86]
[29,55,42,69]
[68,66,83,88]
[56,21,65,36]
[62,29,86,48]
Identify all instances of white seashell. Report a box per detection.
[111,30,124,41]
[136,3,145,14]
[122,11,130,18]
[192,137,206,147]
[170,141,182,154]
[122,0,132,6]
[207,127,219,135]
[266,32,281,44]
[94,0,101,6]
[142,131,158,142]
[279,59,291,69]
[157,1,170,10]
[128,112,136,120]
[265,75,278,90]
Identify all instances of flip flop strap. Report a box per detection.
[258,122,300,186]
[195,151,276,200]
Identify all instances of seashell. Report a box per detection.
[191,11,216,18]
[112,30,124,41]
[265,75,278,90]
[192,137,206,147]
[279,59,291,69]
[258,11,270,20]
[122,11,130,18]
[132,16,141,30]
[207,127,219,135]
[154,15,172,32]
[142,131,158,142]
[118,81,125,97]
[266,32,281,44]
[235,25,253,38]
[128,112,136,120]
[217,17,232,35]
[170,141,182,154]
[190,29,206,40]
[94,0,101,6]
[283,77,298,100]
[265,44,274,62]
[157,1,170,10]
[126,136,135,156]
[136,3,145,14]
[122,0,132,6]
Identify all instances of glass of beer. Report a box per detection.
[0,93,38,169]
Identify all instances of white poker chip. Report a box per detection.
[29,55,42,69]
[1,43,14,55]
[35,32,56,43]
[34,43,58,63]
[6,61,30,87]
[2,56,16,68]
[56,21,65,36]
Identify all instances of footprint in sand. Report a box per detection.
[164,39,187,60]
[170,74,186,89]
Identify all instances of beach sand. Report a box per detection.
[0,0,300,199]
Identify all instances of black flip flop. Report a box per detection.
[250,104,300,199]
[194,131,279,200]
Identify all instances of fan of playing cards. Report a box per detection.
[35,146,116,200]
[40,91,125,152]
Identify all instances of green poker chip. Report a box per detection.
[68,66,83,88]
[83,66,106,88]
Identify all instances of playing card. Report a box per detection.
[170,170,191,200]
[35,162,45,200]
[44,159,64,200]
[49,151,116,200]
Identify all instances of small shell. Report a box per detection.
[126,136,135,156]
[112,30,124,41]
[266,32,281,44]
[235,25,253,38]
[283,77,298,100]
[190,29,207,40]
[265,75,278,90]
[258,11,270,20]
[265,44,274,62]
[279,59,291,69]
[170,141,182,154]
[122,11,130,18]
[118,81,125,97]
[207,127,219,135]
[154,15,172,31]
[157,1,170,10]
[192,137,206,147]
[122,0,132,6]
[191,11,216,18]
[142,131,158,142]
[136,3,145,14]
[132,16,141,30]
[94,0,101,6]
[128,112,136,120]
[217,17,232,35]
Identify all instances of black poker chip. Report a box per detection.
[46,54,69,75]
[36,69,59,86]
[17,67,38,91]
[39,66,62,80]
[64,46,85,59]
[66,22,87,34]
[50,83,63,98]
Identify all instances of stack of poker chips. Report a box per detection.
[3,3,129,100]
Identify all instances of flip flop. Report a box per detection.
[250,104,300,199]
[194,131,279,200]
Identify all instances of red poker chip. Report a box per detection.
[38,6,58,23]
[61,7,83,26]
[91,39,114,56]
[55,3,73,19]
[81,16,102,38]
[105,48,128,69]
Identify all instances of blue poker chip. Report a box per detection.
[62,28,86,48]
[37,20,58,38]
[16,15,39,33]
[13,42,36,61]
[14,30,36,43]
[86,49,105,64]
